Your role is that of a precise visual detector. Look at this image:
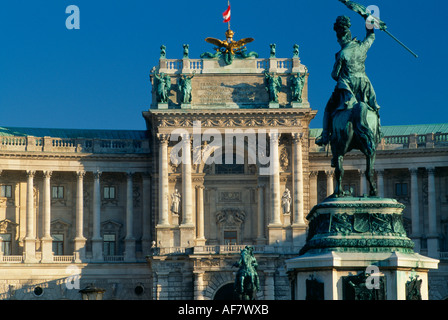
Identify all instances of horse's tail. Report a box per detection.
[352,102,377,156]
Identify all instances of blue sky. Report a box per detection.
[0,0,445,130]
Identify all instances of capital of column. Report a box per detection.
[157,133,170,144]
[257,184,265,190]
[126,171,135,179]
[43,171,53,179]
[309,171,319,178]
[291,132,303,143]
[427,167,436,175]
[93,171,102,179]
[195,185,205,190]
[76,171,86,178]
[26,170,36,178]
[268,131,281,143]
[409,167,418,175]
[325,170,334,178]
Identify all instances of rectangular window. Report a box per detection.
[0,185,12,198]
[103,234,116,256]
[103,186,116,200]
[52,234,64,255]
[52,186,64,199]
[0,234,11,255]
[224,231,237,245]
[395,183,408,197]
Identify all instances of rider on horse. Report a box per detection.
[315,15,381,165]
[233,246,260,299]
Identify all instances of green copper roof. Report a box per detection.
[310,123,448,138]
[0,127,148,140]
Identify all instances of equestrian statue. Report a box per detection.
[315,14,382,197]
[233,246,260,300]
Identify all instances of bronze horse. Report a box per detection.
[233,246,260,300]
[330,101,381,197]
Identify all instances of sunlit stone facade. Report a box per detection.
[0,51,446,300]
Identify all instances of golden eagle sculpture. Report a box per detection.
[201,29,257,65]
[205,29,254,55]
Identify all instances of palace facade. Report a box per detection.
[0,47,446,300]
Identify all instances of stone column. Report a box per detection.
[141,173,152,256]
[268,132,282,245]
[359,169,367,196]
[309,171,318,208]
[291,133,304,225]
[181,134,193,226]
[157,134,170,226]
[256,184,266,244]
[427,167,438,257]
[125,172,136,261]
[74,171,86,262]
[92,171,103,261]
[325,170,334,197]
[264,270,275,300]
[194,271,205,300]
[195,185,206,246]
[410,168,421,252]
[269,132,281,225]
[376,169,385,198]
[180,134,195,247]
[208,187,218,245]
[24,170,37,263]
[41,171,53,263]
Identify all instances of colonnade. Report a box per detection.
[20,170,151,263]
[156,131,306,247]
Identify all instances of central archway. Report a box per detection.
[213,283,236,300]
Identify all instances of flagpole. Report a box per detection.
[227,0,230,30]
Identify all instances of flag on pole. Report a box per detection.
[223,5,231,23]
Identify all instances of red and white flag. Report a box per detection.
[223,5,231,23]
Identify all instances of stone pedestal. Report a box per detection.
[40,236,54,263]
[180,225,195,247]
[286,197,439,300]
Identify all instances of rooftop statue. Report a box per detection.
[315,15,382,197]
[179,72,195,104]
[152,71,171,103]
[264,71,282,103]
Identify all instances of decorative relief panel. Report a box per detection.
[219,191,241,202]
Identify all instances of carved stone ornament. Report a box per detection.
[216,208,246,227]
